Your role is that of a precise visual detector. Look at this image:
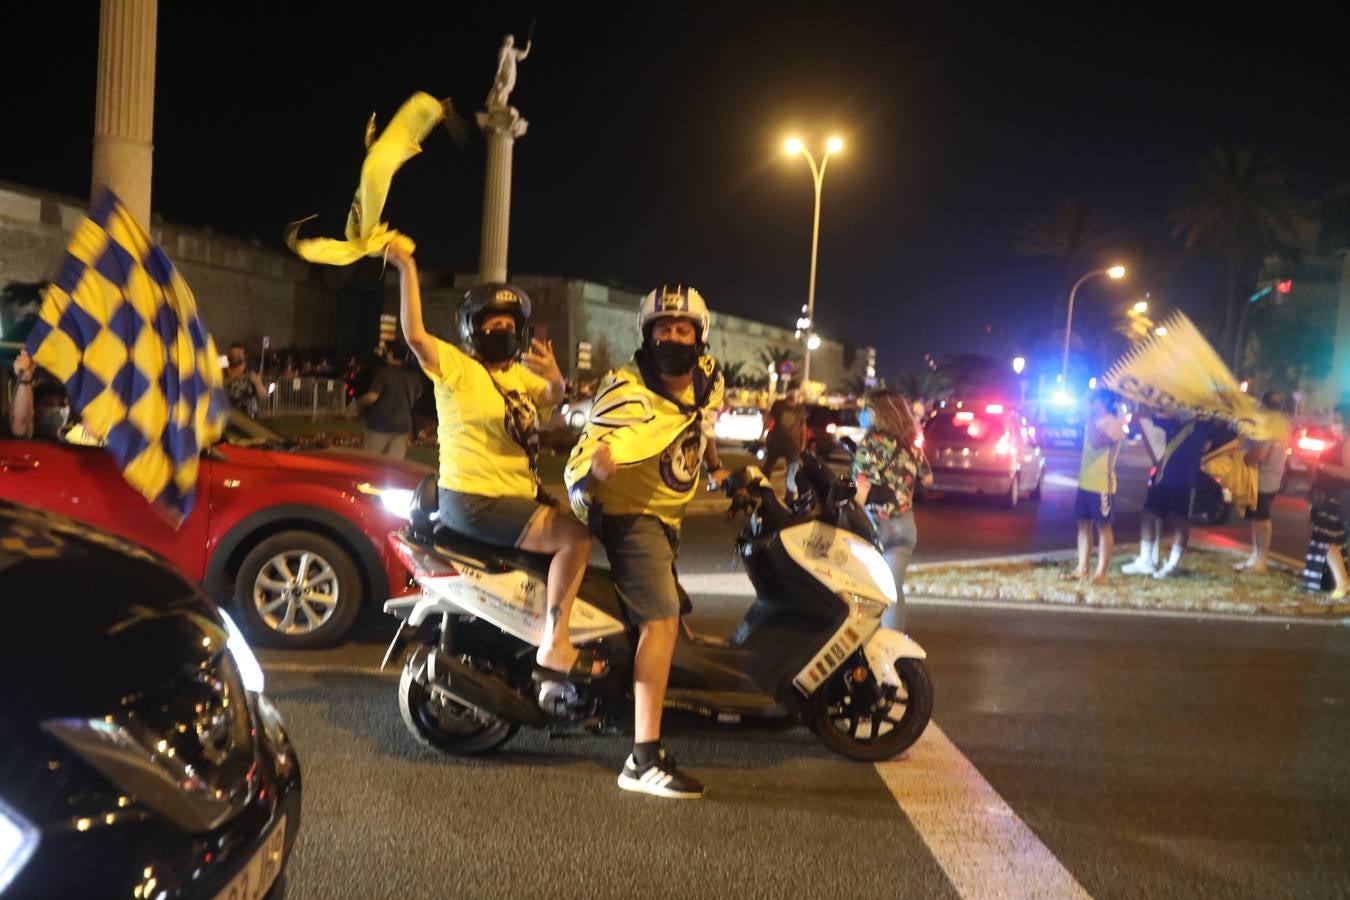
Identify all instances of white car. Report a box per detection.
[714,406,765,444]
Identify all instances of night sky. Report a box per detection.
[3,4,1347,375]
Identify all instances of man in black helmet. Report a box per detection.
[390,241,603,683]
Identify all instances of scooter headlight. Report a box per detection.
[0,799,38,895]
[841,592,889,617]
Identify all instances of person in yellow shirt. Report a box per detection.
[565,284,728,799]
[389,242,602,682]
[1070,389,1125,583]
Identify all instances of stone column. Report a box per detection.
[91,0,158,227]
[476,106,528,284]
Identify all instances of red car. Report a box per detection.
[0,411,431,648]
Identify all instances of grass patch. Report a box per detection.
[908,548,1349,617]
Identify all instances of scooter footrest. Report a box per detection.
[665,690,786,717]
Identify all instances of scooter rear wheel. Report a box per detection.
[810,656,933,762]
[398,648,518,755]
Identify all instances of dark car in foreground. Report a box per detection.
[0,501,300,899]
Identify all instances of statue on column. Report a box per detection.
[486,34,531,112]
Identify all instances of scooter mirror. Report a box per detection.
[838,436,858,456]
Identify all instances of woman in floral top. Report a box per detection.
[852,390,932,630]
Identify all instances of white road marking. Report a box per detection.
[1043,473,1080,490]
[876,724,1092,899]
[261,661,398,678]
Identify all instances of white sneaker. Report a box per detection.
[1121,558,1156,576]
[1152,563,1178,580]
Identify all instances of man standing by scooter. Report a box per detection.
[565,284,728,799]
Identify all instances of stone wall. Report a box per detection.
[0,181,381,356]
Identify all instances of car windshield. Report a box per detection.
[220,411,291,449]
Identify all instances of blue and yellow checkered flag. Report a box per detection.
[24,189,228,526]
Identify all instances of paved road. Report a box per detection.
[263,598,1349,898]
[258,440,1345,898]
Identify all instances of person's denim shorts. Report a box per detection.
[438,488,547,548]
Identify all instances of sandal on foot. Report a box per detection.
[533,647,610,684]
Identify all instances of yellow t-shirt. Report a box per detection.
[424,339,553,498]
[569,359,724,529]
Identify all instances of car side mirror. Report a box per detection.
[838,436,858,456]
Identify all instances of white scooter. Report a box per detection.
[381,456,932,761]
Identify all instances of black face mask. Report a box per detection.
[473,328,519,364]
[650,340,699,376]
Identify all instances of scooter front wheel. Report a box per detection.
[397,647,518,755]
[809,656,933,762]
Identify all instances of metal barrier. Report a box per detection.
[263,376,349,419]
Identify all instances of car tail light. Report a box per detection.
[985,404,1004,415]
[1298,436,1328,453]
[826,423,837,434]
[995,433,1011,455]
[955,411,975,423]
[914,433,925,450]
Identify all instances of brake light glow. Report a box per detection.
[914,433,925,450]
[1298,436,1328,453]
[984,404,1004,415]
[826,423,837,434]
[995,433,1011,456]
[955,411,975,423]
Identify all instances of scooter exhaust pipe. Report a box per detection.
[425,649,545,727]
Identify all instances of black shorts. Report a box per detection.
[1144,484,1192,519]
[1246,491,1276,522]
[1075,489,1114,525]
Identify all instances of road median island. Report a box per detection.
[908,546,1350,618]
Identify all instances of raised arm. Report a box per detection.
[9,350,36,438]
[387,241,440,379]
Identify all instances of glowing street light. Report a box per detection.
[1155,326,1168,336]
[1133,300,1149,314]
[1012,356,1026,374]
[1061,264,1127,386]
[783,134,844,387]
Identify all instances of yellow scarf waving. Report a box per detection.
[1103,311,1289,443]
[285,91,448,265]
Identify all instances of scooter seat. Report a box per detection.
[432,527,554,577]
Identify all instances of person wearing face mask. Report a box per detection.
[1304,402,1350,599]
[851,390,932,631]
[8,349,102,445]
[389,241,603,686]
[222,343,267,419]
[565,284,728,799]
[9,350,70,439]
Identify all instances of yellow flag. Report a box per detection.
[1103,311,1288,442]
[286,91,447,264]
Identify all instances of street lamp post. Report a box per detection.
[1060,265,1126,387]
[785,135,843,389]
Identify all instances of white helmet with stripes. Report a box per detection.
[638,284,710,347]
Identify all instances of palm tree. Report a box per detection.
[1169,146,1305,367]
[758,345,801,390]
[1013,197,1112,260]
[721,360,749,388]
[1014,197,1116,324]
[889,370,954,406]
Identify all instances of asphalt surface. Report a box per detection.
[258,443,1347,898]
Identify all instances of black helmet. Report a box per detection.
[457,282,532,350]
